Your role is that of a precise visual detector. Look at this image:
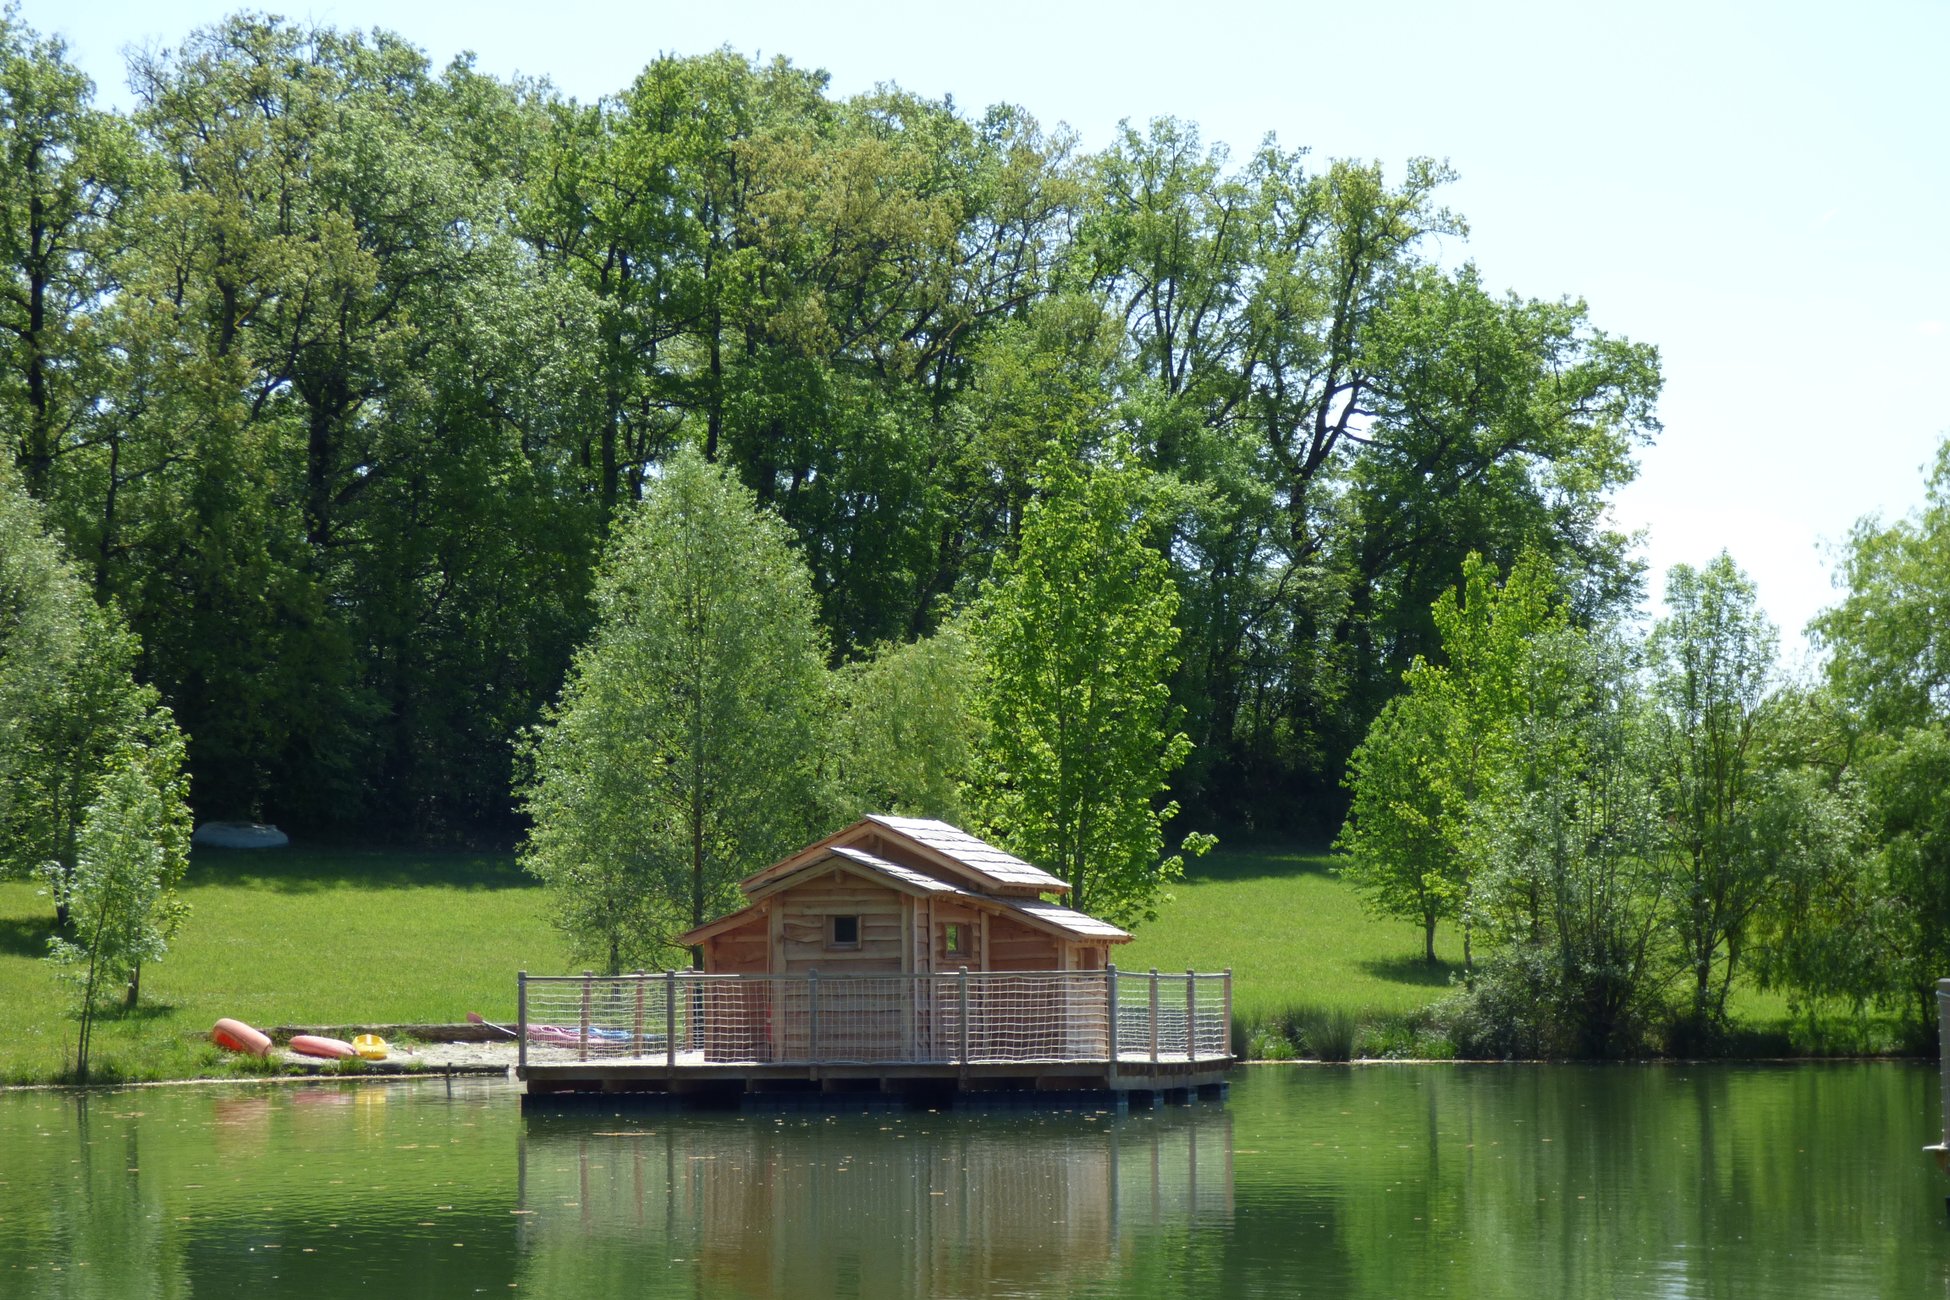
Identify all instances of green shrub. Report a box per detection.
[1355,1008,1450,1059]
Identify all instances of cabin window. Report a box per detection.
[830,915,860,949]
[944,923,963,955]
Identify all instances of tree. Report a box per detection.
[0,15,140,502]
[0,470,183,931]
[1647,553,1782,1036]
[1743,694,1879,1037]
[0,14,1676,855]
[1336,551,1568,964]
[966,450,1210,927]
[1474,628,1669,1058]
[54,15,608,839]
[1336,687,1461,963]
[831,622,981,823]
[520,447,829,973]
[1811,438,1950,1033]
[46,749,191,1078]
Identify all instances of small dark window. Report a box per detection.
[830,915,860,948]
[944,923,962,955]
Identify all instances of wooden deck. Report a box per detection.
[515,967,1234,1107]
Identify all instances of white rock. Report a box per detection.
[191,821,290,849]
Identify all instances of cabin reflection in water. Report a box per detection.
[516,1104,1232,1295]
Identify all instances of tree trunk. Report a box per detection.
[705,310,723,462]
[690,766,707,972]
[304,398,337,548]
[94,432,121,597]
[21,140,53,498]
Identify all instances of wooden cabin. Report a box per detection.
[517,817,1234,1100]
[675,815,1132,977]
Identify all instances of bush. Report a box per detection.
[1355,1008,1451,1059]
[1299,1006,1360,1062]
[1434,945,1659,1060]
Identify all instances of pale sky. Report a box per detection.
[23,0,1950,663]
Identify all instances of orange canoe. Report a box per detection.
[289,1034,357,1060]
[211,1018,272,1056]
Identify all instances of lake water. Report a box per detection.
[2,1063,1945,1297]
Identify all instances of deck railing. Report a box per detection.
[515,966,1231,1070]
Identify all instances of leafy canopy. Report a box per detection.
[0,468,186,935]
[520,446,829,973]
[967,449,1210,928]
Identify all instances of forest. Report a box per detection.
[0,12,1660,837]
[3,13,1947,1051]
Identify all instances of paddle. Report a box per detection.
[466,1011,519,1039]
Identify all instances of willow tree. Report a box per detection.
[967,450,1209,927]
[1813,438,1950,1032]
[519,447,828,972]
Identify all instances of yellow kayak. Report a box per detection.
[351,1033,388,1061]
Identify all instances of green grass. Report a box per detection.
[1119,843,1464,1025]
[0,841,1904,1083]
[0,846,561,1084]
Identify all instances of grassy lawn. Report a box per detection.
[1120,842,1462,1024]
[0,839,1845,1084]
[0,846,561,1085]
[1123,842,1814,1052]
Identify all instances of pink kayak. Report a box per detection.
[289,1034,357,1060]
[212,1018,272,1056]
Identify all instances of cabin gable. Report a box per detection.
[679,821,1130,977]
[772,867,907,976]
[736,815,1070,901]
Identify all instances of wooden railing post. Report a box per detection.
[633,970,646,1055]
[1149,969,1161,1065]
[808,969,820,1064]
[666,970,677,1069]
[1216,970,1232,1060]
[1224,968,1234,1062]
[1186,969,1199,1061]
[1105,964,1119,1078]
[958,966,970,1066]
[516,971,528,1072]
[579,972,592,1062]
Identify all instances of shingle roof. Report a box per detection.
[829,848,1129,943]
[1004,899,1132,941]
[684,841,1130,947]
[864,814,1069,893]
[826,845,960,894]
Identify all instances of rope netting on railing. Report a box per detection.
[516,967,1230,1068]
